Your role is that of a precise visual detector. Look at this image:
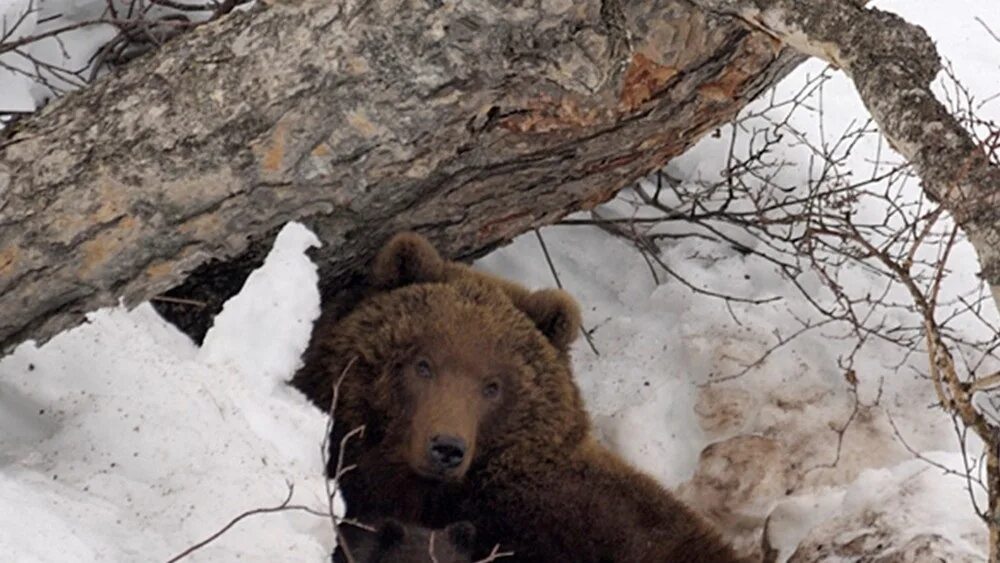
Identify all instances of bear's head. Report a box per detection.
[334,519,476,563]
[319,232,589,483]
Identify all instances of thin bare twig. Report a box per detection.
[975,17,1000,44]
[323,356,362,563]
[473,544,517,562]
[150,295,208,308]
[166,482,301,563]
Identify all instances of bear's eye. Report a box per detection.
[482,381,501,399]
[415,359,433,379]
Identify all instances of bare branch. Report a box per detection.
[688,0,1000,319]
[473,545,517,563]
[975,17,1000,45]
[166,482,302,563]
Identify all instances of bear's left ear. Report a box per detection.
[370,232,446,289]
[518,288,582,353]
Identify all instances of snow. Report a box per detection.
[0,224,334,561]
[1,0,999,561]
[780,455,987,562]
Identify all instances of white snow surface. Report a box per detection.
[1,224,334,561]
[2,0,1000,561]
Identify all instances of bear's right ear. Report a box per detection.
[371,232,446,289]
[518,288,582,353]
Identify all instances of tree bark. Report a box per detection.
[0,0,803,351]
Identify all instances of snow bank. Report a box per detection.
[0,224,333,561]
[778,455,986,562]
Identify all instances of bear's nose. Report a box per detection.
[428,435,466,470]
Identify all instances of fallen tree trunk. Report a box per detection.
[0,0,803,351]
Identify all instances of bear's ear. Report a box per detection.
[375,519,407,548]
[519,288,582,352]
[371,232,446,289]
[444,521,476,554]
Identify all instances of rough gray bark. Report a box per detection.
[0,0,803,352]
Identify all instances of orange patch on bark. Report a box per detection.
[79,216,138,277]
[144,259,176,281]
[580,187,620,210]
[583,152,642,175]
[256,120,289,173]
[618,53,679,112]
[347,109,378,138]
[699,34,775,102]
[478,211,531,238]
[697,67,750,102]
[0,245,17,273]
[499,96,600,133]
[311,142,331,157]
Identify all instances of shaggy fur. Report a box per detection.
[334,519,475,563]
[293,233,747,563]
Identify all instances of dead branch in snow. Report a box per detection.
[164,481,325,563]
[635,12,1000,548]
[563,11,1000,553]
[577,35,1000,558]
[686,0,1000,335]
[695,3,1000,553]
[167,357,373,563]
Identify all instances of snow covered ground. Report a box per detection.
[0,225,334,561]
[2,0,1000,561]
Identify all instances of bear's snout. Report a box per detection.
[428,434,467,471]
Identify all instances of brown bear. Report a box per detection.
[333,519,475,563]
[293,233,747,563]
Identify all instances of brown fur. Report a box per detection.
[334,520,475,563]
[293,233,749,563]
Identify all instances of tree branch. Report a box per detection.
[686,0,1000,317]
